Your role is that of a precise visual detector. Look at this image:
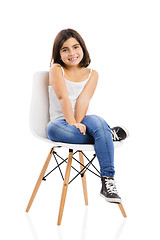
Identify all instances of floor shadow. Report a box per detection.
[113,218,127,240]
[25,214,39,240]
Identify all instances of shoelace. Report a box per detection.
[111,129,120,141]
[105,179,118,195]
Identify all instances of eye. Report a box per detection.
[61,48,68,52]
[74,46,79,49]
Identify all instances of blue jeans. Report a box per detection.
[47,115,115,177]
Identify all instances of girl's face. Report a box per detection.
[60,37,84,67]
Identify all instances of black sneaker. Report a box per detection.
[111,126,129,142]
[100,177,122,204]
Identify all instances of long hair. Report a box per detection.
[50,28,91,67]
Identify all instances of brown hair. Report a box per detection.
[50,28,91,68]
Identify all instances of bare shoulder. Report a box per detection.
[49,64,63,85]
[49,63,62,73]
[90,69,99,81]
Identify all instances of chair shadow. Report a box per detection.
[57,207,126,240]
[26,207,126,240]
[57,206,88,240]
[25,214,39,240]
[113,218,127,240]
[80,206,88,240]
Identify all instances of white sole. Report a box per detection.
[100,193,122,204]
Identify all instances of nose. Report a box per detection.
[68,48,76,55]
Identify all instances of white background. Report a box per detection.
[0,0,160,239]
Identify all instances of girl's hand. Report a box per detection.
[72,123,86,135]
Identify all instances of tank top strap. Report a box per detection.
[88,69,92,80]
[60,66,65,77]
[56,64,92,80]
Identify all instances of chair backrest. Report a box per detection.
[30,71,49,140]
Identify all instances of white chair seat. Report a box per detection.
[35,134,123,151]
[44,139,95,151]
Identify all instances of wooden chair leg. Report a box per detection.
[79,152,88,205]
[26,147,54,212]
[57,150,73,225]
[118,203,127,218]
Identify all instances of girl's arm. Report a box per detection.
[49,64,76,125]
[75,70,98,123]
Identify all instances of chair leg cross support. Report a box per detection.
[26,147,127,225]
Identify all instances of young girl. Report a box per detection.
[47,28,128,203]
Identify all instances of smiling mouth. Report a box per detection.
[68,57,78,61]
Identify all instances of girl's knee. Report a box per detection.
[84,115,110,130]
[47,121,56,140]
[47,120,65,140]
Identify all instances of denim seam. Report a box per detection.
[49,121,85,136]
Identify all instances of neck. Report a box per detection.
[64,64,81,72]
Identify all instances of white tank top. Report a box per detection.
[48,65,92,122]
